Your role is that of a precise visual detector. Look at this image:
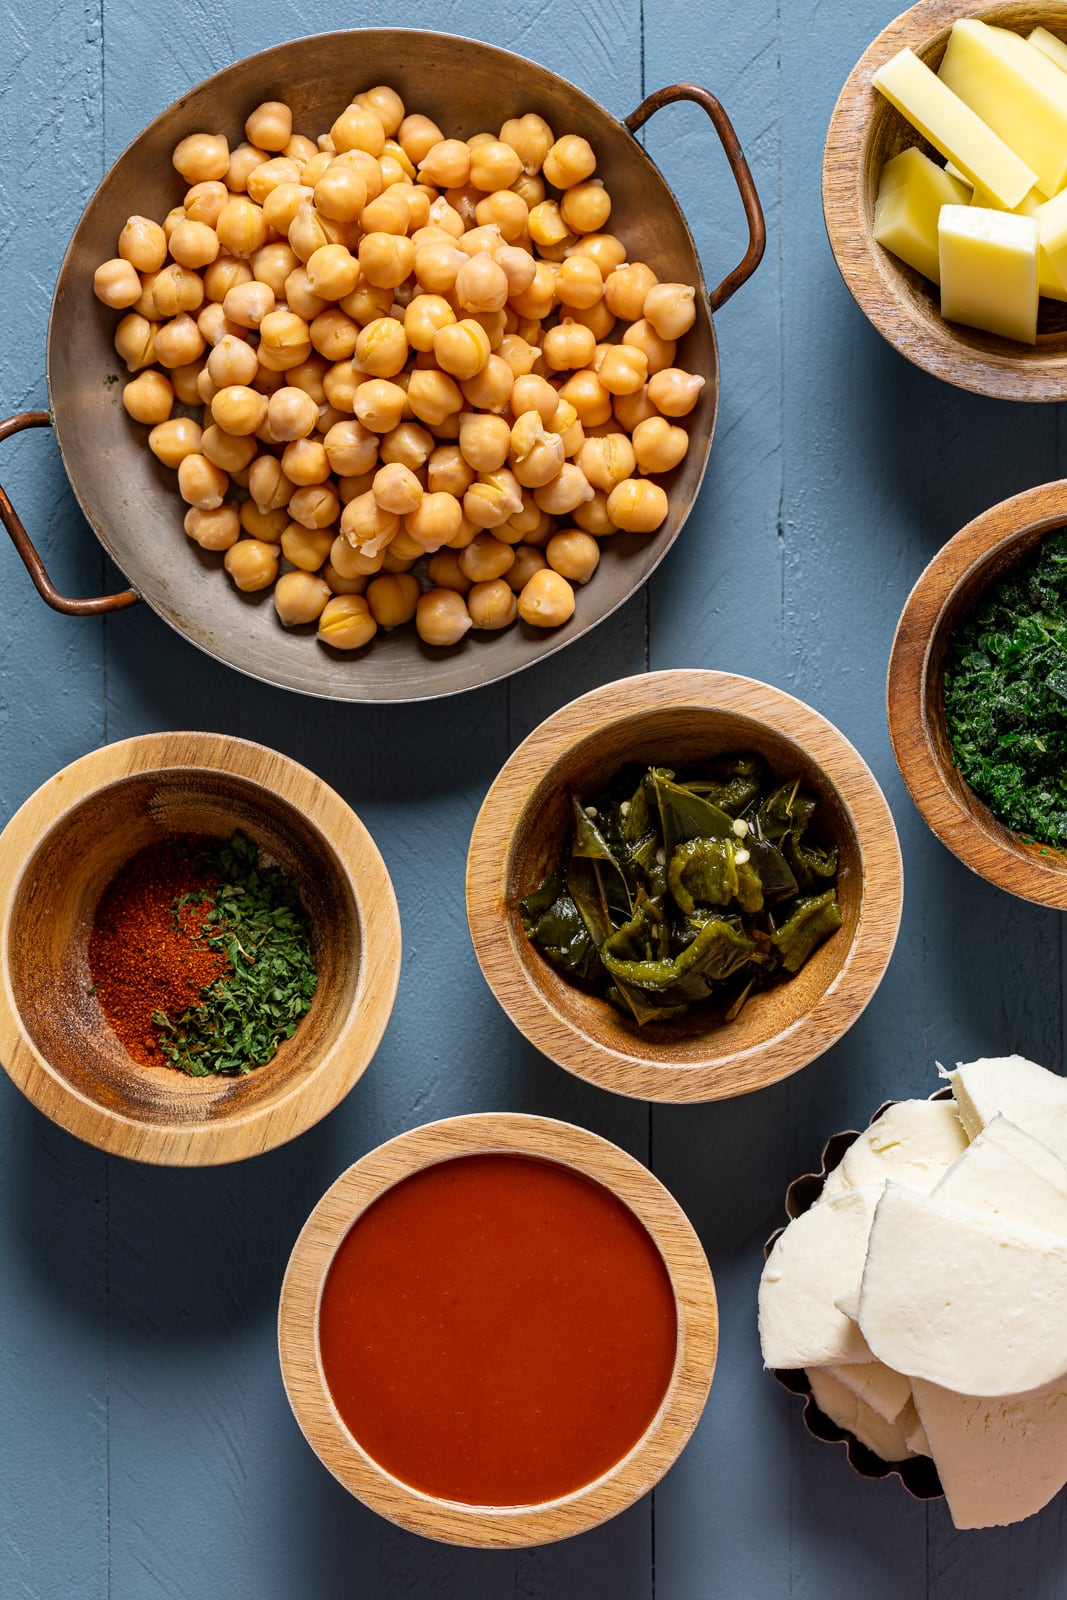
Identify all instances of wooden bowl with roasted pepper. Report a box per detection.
[466,670,903,1102]
[888,477,1067,906]
[0,732,401,1164]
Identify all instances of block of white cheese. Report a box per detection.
[872,47,1037,209]
[905,1409,931,1458]
[822,1358,913,1424]
[938,19,1067,199]
[938,205,1038,344]
[935,1116,1067,1235]
[1036,189,1067,294]
[911,1376,1067,1529]
[807,1367,919,1462]
[822,1096,967,1199]
[873,147,971,283]
[859,1182,1067,1396]
[759,1186,878,1369]
[946,1055,1067,1163]
[1029,26,1067,77]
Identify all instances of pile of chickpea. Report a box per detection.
[93,87,706,651]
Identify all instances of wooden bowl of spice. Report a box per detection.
[278,1112,717,1546]
[466,671,903,1102]
[0,732,401,1164]
[888,478,1067,905]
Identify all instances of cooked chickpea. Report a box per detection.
[267,385,319,441]
[246,100,293,153]
[573,490,616,536]
[117,214,168,273]
[606,478,669,532]
[460,354,514,415]
[397,112,443,165]
[474,188,529,242]
[623,319,676,375]
[415,587,472,646]
[184,180,229,228]
[517,567,575,627]
[330,531,382,579]
[177,452,228,509]
[422,550,468,593]
[94,258,142,309]
[560,179,611,235]
[454,253,509,315]
[354,86,404,137]
[252,242,300,298]
[546,528,599,584]
[458,412,511,474]
[647,367,705,417]
[204,256,253,302]
[505,543,548,591]
[542,135,596,189]
[432,319,491,382]
[558,369,612,428]
[596,345,646,398]
[247,455,293,512]
[258,308,313,370]
[643,282,697,341]
[224,538,279,591]
[554,256,603,311]
[171,360,206,407]
[379,421,434,471]
[172,132,230,184]
[169,218,220,270]
[603,262,658,322]
[511,374,559,426]
[122,370,174,425]
[341,489,400,555]
[204,336,255,391]
[509,411,565,489]
[508,259,558,322]
[215,197,269,258]
[533,463,594,516]
[632,415,689,475]
[498,333,541,377]
[468,139,523,193]
[464,578,515,630]
[331,104,386,157]
[499,112,554,174]
[312,163,368,224]
[198,301,242,347]
[353,316,408,377]
[282,438,331,486]
[613,385,659,431]
[201,424,257,474]
[223,280,275,330]
[317,593,378,648]
[459,531,515,583]
[211,384,268,436]
[114,312,157,372]
[426,444,475,497]
[358,231,415,289]
[527,200,570,251]
[270,570,329,626]
[288,483,341,529]
[352,378,407,433]
[418,139,471,188]
[366,572,420,629]
[401,490,461,552]
[302,243,358,302]
[226,142,268,193]
[568,297,616,341]
[541,320,597,372]
[184,503,241,550]
[284,267,328,322]
[578,432,637,492]
[153,313,205,370]
[279,523,332,572]
[464,469,523,530]
[148,416,202,467]
[372,462,423,516]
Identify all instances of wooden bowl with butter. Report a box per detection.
[0,732,401,1165]
[824,0,1067,399]
[278,1112,717,1546]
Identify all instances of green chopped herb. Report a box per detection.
[944,528,1067,848]
[519,756,842,1025]
[152,832,318,1076]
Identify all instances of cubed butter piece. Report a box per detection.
[938,205,1038,343]
[872,47,1037,208]
[1028,26,1067,77]
[938,19,1067,198]
[873,148,971,282]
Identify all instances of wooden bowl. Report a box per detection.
[0,733,401,1165]
[887,478,1067,905]
[278,1112,717,1546]
[823,0,1067,399]
[465,670,904,1103]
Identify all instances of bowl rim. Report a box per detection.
[822,0,1067,401]
[277,1110,718,1547]
[0,731,401,1165]
[887,477,1067,906]
[465,668,904,1103]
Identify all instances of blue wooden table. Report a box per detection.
[2,1,1066,1594]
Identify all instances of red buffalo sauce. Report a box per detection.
[317,1153,678,1507]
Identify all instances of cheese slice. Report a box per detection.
[1029,26,1067,77]
[859,1182,1067,1396]
[873,147,971,283]
[807,1367,918,1462]
[872,47,1037,209]
[945,1056,1067,1163]
[935,1116,1067,1235]
[938,205,1039,344]
[823,1358,913,1424]
[938,19,1067,198]
[759,1186,878,1369]
[911,1376,1067,1529]
[905,1409,931,1457]
[822,1097,967,1199]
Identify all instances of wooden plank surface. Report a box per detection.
[1,0,1066,1593]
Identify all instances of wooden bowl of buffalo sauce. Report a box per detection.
[278,1113,718,1546]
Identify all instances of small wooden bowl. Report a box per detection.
[465,670,903,1103]
[0,732,401,1165]
[824,0,1067,400]
[278,1112,717,1547]
[888,478,1067,905]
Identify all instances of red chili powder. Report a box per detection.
[88,836,229,1067]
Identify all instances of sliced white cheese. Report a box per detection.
[823,1358,913,1424]
[807,1367,917,1462]
[911,1376,1067,1529]
[859,1182,1067,1396]
[822,1097,967,1198]
[945,1056,1067,1163]
[905,1408,931,1458]
[935,1115,1067,1235]
[759,1186,878,1370]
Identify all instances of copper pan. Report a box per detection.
[0,31,765,702]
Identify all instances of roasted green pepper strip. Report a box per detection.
[601,911,755,990]
[771,889,843,973]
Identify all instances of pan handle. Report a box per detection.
[0,410,139,615]
[625,84,766,312]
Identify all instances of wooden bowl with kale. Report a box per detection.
[888,479,1067,907]
[466,670,903,1102]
